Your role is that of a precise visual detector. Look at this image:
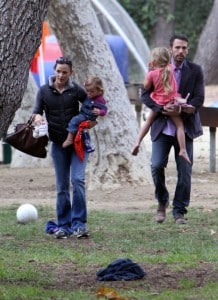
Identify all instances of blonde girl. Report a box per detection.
[132,47,190,164]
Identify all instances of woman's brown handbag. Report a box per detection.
[5,117,49,158]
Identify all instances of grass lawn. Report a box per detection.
[0,204,217,299]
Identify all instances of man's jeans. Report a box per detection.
[151,133,193,217]
[51,142,89,234]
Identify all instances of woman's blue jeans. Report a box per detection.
[151,133,193,217]
[51,142,89,234]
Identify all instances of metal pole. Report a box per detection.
[209,127,216,172]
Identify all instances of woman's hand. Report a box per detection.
[89,120,97,128]
[33,114,44,125]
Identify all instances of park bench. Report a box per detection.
[126,83,218,172]
[199,105,218,172]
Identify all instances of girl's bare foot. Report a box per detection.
[179,149,191,164]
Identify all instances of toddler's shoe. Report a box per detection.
[38,123,48,137]
[33,126,40,138]
[33,123,48,138]
[83,130,95,153]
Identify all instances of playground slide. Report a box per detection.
[91,0,150,74]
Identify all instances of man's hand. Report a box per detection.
[181,104,196,114]
[163,102,177,112]
[162,102,181,116]
[163,102,196,116]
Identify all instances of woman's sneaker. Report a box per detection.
[73,228,89,238]
[54,229,68,239]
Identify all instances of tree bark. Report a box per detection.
[47,0,151,189]
[0,0,49,137]
[150,0,175,48]
[194,0,218,84]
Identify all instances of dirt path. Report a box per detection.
[0,151,217,212]
[0,85,218,212]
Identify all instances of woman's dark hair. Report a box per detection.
[54,57,73,69]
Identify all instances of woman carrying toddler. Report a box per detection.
[62,75,107,148]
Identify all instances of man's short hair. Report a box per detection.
[170,34,189,47]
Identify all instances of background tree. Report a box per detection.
[10,0,151,189]
[150,0,175,48]
[0,0,49,138]
[46,0,151,189]
[3,0,216,189]
[174,0,214,60]
[194,0,218,84]
[118,0,214,60]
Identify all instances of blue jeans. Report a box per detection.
[51,142,89,234]
[67,113,87,133]
[151,133,193,217]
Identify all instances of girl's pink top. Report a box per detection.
[146,65,178,105]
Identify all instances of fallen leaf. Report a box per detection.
[96,286,128,300]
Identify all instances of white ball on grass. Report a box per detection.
[16,204,38,224]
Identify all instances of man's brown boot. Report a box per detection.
[175,215,187,225]
[62,132,74,148]
[155,201,169,223]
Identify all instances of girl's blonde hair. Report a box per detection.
[84,76,104,95]
[150,47,172,94]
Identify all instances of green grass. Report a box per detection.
[0,205,217,299]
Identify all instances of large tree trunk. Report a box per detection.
[47,0,151,189]
[150,0,175,48]
[0,0,49,138]
[194,0,218,84]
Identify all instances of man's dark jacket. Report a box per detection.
[141,60,205,141]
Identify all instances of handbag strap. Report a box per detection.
[28,115,35,125]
